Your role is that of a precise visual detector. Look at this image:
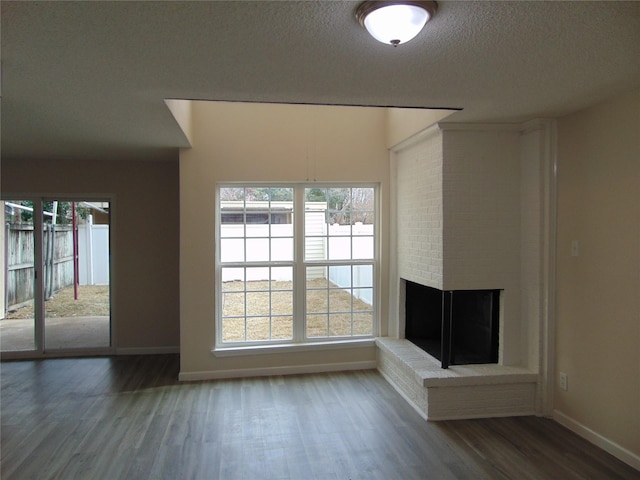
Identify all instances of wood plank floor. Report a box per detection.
[1,355,638,480]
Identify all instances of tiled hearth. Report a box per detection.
[376,338,538,421]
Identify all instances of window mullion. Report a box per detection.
[217,183,376,348]
[294,186,305,341]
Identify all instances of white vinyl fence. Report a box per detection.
[78,216,109,285]
[221,221,373,306]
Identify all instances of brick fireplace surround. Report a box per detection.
[378,120,554,420]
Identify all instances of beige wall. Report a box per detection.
[556,88,640,457]
[1,158,180,351]
[385,108,454,149]
[179,102,389,377]
[165,99,193,146]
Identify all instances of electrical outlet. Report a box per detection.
[559,372,569,391]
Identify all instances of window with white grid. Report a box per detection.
[216,185,377,347]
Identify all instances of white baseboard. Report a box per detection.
[178,360,377,381]
[116,346,180,355]
[553,410,640,471]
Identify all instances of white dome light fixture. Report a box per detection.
[356,1,437,47]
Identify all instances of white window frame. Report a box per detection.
[214,183,379,352]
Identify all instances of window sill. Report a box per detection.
[212,338,376,357]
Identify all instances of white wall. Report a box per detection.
[442,127,522,366]
[394,126,444,289]
[518,120,556,407]
[0,205,5,319]
[179,101,389,378]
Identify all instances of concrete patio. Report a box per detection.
[0,316,110,352]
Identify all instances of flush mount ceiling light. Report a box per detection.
[356,1,437,47]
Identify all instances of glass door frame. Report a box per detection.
[1,196,115,359]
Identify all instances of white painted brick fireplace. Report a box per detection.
[380,120,556,420]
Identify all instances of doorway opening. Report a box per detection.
[1,199,112,356]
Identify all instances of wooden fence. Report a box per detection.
[5,223,74,308]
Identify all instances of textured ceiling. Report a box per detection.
[2,1,639,161]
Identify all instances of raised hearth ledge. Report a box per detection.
[376,337,539,421]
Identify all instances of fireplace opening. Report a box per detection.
[404,280,500,368]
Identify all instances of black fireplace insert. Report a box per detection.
[404,281,500,368]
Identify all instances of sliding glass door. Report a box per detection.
[0,200,37,352]
[0,199,112,356]
[43,200,111,351]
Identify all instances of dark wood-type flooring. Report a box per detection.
[1,355,638,479]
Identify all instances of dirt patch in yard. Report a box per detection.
[6,285,110,319]
[5,280,369,342]
[221,279,373,342]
